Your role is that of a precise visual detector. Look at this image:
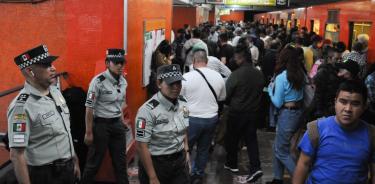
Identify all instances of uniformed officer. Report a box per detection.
[136,64,190,184]
[8,44,80,184]
[82,48,129,184]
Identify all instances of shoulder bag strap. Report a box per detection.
[307,120,319,149]
[195,68,218,101]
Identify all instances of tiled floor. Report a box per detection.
[125,130,292,184]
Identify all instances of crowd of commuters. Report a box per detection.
[142,20,375,184]
[5,19,375,184]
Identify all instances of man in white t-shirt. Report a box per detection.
[181,49,226,183]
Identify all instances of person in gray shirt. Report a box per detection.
[136,64,190,184]
[8,45,80,184]
[81,49,129,184]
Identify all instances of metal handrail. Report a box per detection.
[0,72,68,98]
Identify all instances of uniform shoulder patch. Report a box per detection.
[97,75,106,82]
[146,99,159,109]
[178,95,187,102]
[16,94,29,104]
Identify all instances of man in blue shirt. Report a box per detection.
[293,80,375,184]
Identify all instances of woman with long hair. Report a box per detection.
[266,45,305,184]
[147,40,172,97]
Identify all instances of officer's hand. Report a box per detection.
[149,176,160,184]
[185,153,191,173]
[74,161,81,181]
[84,132,94,146]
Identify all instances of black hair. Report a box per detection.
[177,28,185,34]
[219,32,229,42]
[322,45,335,58]
[293,36,304,45]
[334,41,346,53]
[234,37,252,63]
[311,35,322,43]
[157,40,172,56]
[336,80,368,104]
[275,45,305,90]
[192,28,201,38]
[270,39,281,50]
[352,41,363,52]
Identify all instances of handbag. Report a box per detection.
[303,75,315,108]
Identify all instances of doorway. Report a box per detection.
[348,22,371,50]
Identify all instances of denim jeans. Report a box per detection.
[273,108,302,179]
[188,115,218,176]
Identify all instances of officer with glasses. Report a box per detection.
[81,49,129,184]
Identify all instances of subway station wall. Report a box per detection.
[254,0,375,63]
[0,0,172,181]
[220,11,244,23]
[172,6,210,31]
[173,7,197,31]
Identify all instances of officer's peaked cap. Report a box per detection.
[106,48,125,62]
[157,64,185,84]
[14,44,58,70]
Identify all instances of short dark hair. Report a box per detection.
[334,41,346,53]
[192,28,201,38]
[177,28,185,34]
[336,80,368,104]
[235,38,252,63]
[352,41,363,52]
[219,32,229,42]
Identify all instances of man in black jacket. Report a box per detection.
[224,39,265,183]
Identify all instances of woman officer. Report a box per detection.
[135,64,190,184]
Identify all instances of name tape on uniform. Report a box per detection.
[13,134,25,143]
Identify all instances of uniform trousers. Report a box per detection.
[28,159,75,184]
[138,151,190,184]
[81,117,128,184]
[224,111,261,173]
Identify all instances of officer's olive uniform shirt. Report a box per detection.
[85,69,127,118]
[7,82,74,166]
[135,92,189,155]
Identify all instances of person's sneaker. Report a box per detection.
[246,170,263,182]
[191,175,203,184]
[223,164,239,172]
[265,179,283,184]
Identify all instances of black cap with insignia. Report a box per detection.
[156,64,185,85]
[14,44,58,70]
[106,48,125,63]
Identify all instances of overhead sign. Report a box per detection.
[219,9,231,15]
[206,0,225,4]
[276,0,288,7]
[225,0,276,6]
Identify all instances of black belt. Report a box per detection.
[94,117,120,123]
[282,105,301,110]
[30,158,73,168]
[151,151,183,160]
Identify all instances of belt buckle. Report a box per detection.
[53,158,70,167]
